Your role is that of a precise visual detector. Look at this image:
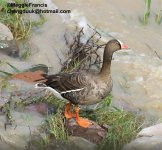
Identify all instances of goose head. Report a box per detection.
[105,39,129,54]
[103,39,129,61]
[99,39,129,76]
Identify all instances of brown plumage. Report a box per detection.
[37,39,128,105]
[12,39,129,128]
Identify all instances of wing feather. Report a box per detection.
[44,72,87,93]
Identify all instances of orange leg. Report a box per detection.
[64,103,75,119]
[74,106,92,128]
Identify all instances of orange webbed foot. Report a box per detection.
[74,106,92,128]
[64,103,75,119]
[64,111,73,119]
[76,118,92,128]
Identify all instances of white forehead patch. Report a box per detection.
[117,39,123,46]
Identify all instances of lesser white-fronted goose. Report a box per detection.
[34,39,129,128]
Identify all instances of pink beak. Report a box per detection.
[117,39,129,49]
[121,44,129,49]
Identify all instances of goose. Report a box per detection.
[12,39,128,128]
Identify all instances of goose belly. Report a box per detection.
[76,80,113,105]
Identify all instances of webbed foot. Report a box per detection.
[64,103,76,119]
[76,118,92,128]
[74,106,92,128]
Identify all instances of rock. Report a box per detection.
[27,134,97,150]
[0,22,19,57]
[1,79,45,101]
[24,64,49,74]
[11,70,45,83]
[123,124,162,150]
[122,136,162,150]
[0,22,13,40]
[25,103,49,115]
[137,123,162,137]
[66,118,108,144]
[68,136,97,150]
[25,103,57,115]
[80,103,102,111]
[0,111,45,150]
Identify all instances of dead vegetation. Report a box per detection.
[59,26,107,72]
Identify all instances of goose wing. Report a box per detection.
[43,72,89,103]
[44,72,88,91]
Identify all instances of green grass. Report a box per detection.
[0,76,10,89]
[45,110,68,141]
[27,96,67,150]
[0,0,31,40]
[139,0,162,25]
[143,0,151,25]
[155,10,162,24]
[97,107,143,150]
[0,61,20,75]
[20,43,31,60]
[43,95,68,141]
[45,95,66,109]
[78,95,143,150]
[0,0,46,59]
[0,62,21,89]
[0,64,143,150]
[41,95,143,150]
[0,0,45,41]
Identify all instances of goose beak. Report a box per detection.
[117,39,129,49]
[121,44,129,49]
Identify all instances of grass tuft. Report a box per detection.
[143,0,151,25]
[78,95,143,150]
[45,110,68,141]
[0,0,46,41]
[20,43,31,60]
[0,0,31,40]
[97,106,143,150]
[139,0,162,25]
[155,10,162,24]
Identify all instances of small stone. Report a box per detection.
[0,23,19,57]
[122,136,162,150]
[27,135,97,150]
[0,22,13,40]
